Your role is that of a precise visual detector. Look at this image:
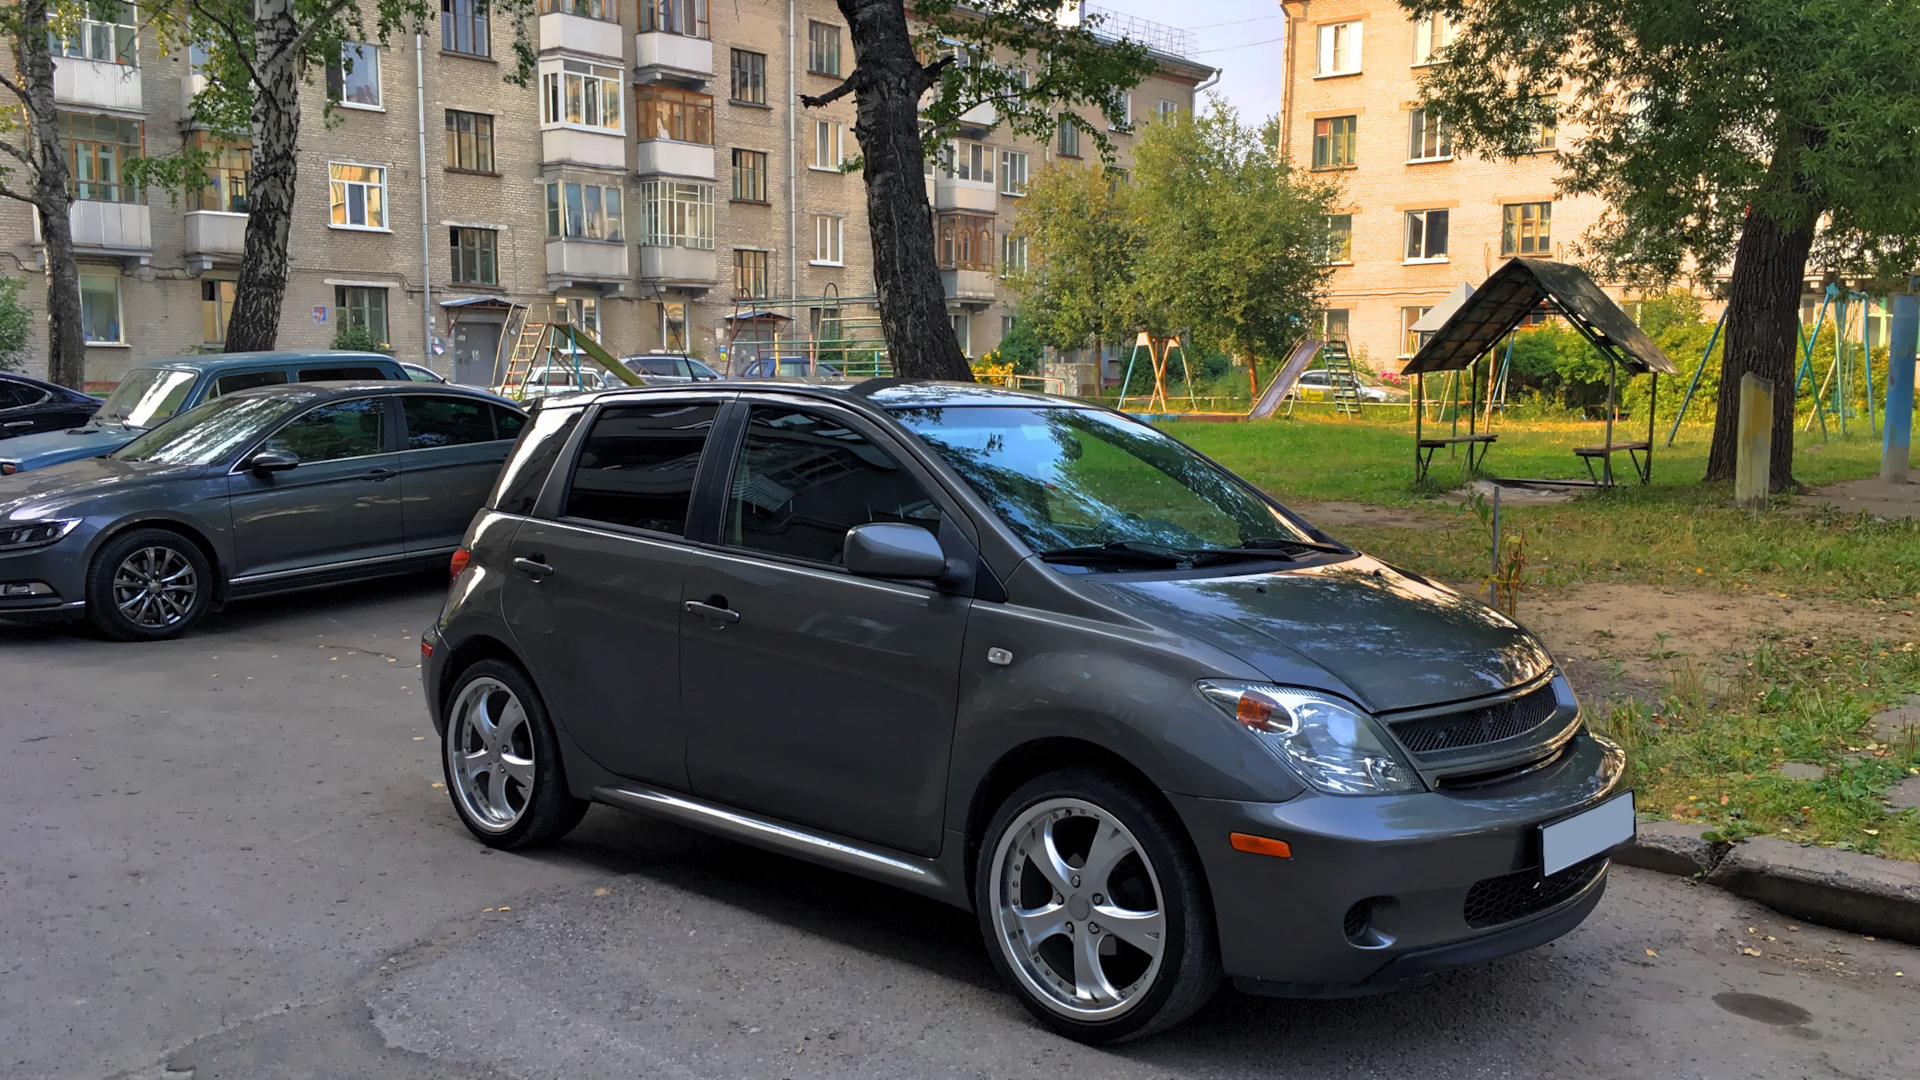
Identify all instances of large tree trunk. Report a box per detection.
[832,0,971,382]
[225,1,303,353]
[1702,207,1817,491]
[16,0,86,388]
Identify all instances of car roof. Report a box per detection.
[129,350,399,374]
[218,380,520,406]
[1,370,91,395]
[539,379,1084,412]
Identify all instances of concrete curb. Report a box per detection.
[1618,823,1920,946]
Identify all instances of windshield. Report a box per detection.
[892,406,1316,558]
[111,394,304,466]
[96,367,201,427]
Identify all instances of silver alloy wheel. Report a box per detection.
[445,677,537,834]
[110,545,198,630]
[990,797,1168,1022]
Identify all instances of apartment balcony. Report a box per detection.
[635,31,712,82]
[634,140,715,180]
[941,269,996,306]
[959,101,997,128]
[546,238,629,290]
[542,126,626,171]
[638,245,716,288]
[539,11,625,61]
[181,69,206,114]
[933,177,997,213]
[184,210,247,265]
[54,57,142,112]
[34,201,152,263]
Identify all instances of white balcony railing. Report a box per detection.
[546,238,629,280]
[941,268,996,303]
[635,31,713,77]
[54,57,142,112]
[542,126,627,170]
[634,140,715,180]
[539,11,625,61]
[184,210,247,258]
[933,177,997,213]
[638,245,716,284]
[40,201,154,252]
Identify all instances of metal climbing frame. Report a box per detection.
[725,286,891,377]
[494,304,643,401]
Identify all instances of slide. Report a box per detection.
[1250,338,1324,418]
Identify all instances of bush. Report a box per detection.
[331,321,390,354]
[995,312,1045,375]
[0,275,30,373]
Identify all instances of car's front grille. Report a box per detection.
[1462,857,1607,929]
[1389,684,1560,755]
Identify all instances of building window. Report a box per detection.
[328,163,387,229]
[450,227,498,285]
[62,113,143,203]
[637,181,715,249]
[52,4,137,66]
[1408,108,1450,161]
[1057,117,1080,157]
[636,86,713,143]
[327,43,382,108]
[661,300,688,349]
[1404,209,1450,261]
[1001,233,1027,275]
[638,0,708,36]
[201,279,235,344]
[1155,99,1179,124]
[1412,13,1452,64]
[1531,99,1558,150]
[543,60,624,132]
[190,133,251,212]
[1502,201,1552,255]
[561,295,600,340]
[734,249,769,299]
[337,286,389,346]
[1315,213,1352,264]
[442,0,490,57]
[999,150,1028,195]
[942,140,994,183]
[807,21,840,76]
[1311,115,1356,169]
[1316,308,1351,343]
[811,215,843,265]
[732,148,767,201]
[812,120,843,170]
[730,49,766,104]
[950,312,971,357]
[540,0,617,20]
[1316,20,1362,76]
[80,272,122,343]
[936,213,994,272]
[545,181,624,241]
[1105,166,1129,189]
[444,110,495,172]
[1111,92,1132,131]
[1402,306,1432,357]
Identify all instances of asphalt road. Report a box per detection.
[2,578,1916,1080]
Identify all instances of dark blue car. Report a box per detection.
[0,351,406,475]
[0,372,101,440]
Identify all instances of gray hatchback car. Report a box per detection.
[421,382,1633,1042]
[0,382,524,640]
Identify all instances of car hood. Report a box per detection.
[1084,555,1552,713]
[0,423,141,471]
[0,455,207,521]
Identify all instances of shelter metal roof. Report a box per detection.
[1402,258,1680,377]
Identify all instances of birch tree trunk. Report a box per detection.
[223,0,304,353]
[14,0,87,388]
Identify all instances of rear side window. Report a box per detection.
[488,406,580,515]
[634,357,681,376]
[563,403,718,536]
[493,406,526,440]
[262,398,387,462]
[297,365,391,382]
[212,370,289,398]
[0,382,39,408]
[402,395,495,449]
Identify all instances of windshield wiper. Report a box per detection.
[1038,541,1196,568]
[1236,536,1352,554]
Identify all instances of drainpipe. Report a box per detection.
[415,33,434,366]
[1280,2,1306,161]
[787,0,798,301]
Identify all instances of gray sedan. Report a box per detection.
[0,382,525,640]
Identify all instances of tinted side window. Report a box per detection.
[489,406,580,515]
[0,382,36,409]
[263,398,387,463]
[689,360,719,380]
[725,407,940,565]
[402,395,494,449]
[212,370,289,397]
[492,405,526,441]
[297,365,391,382]
[563,403,717,536]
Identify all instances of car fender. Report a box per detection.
[81,509,236,604]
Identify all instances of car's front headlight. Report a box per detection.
[1197,681,1422,796]
[0,519,79,552]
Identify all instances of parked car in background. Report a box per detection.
[0,351,407,475]
[1286,369,1392,403]
[609,353,723,386]
[0,372,101,440]
[735,356,843,379]
[423,382,1631,1044]
[402,363,448,383]
[494,364,602,400]
[0,382,524,640]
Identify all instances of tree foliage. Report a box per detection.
[0,273,31,372]
[1007,160,1140,357]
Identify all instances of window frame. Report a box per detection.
[999,149,1029,196]
[53,4,138,67]
[807,20,841,76]
[637,0,709,37]
[1401,306,1433,358]
[62,112,145,204]
[811,119,844,171]
[539,0,619,20]
[1501,201,1553,256]
[635,84,714,144]
[733,249,769,299]
[811,214,843,266]
[1057,117,1080,158]
[444,109,496,173]
[1000,232,1027,276]
[441,0,491,58]
[335,286,391,346]
[1315,20,1363,77]
[189,132,250,212]
[201,278,236,345]
[449,226,499,285]
[1315,213,1353,265]
[328,42,384,110]
[545,180,626,242]
[730,48,767,105]
[541,59,625,134]
[731,148,768,202]
[1411,12,1452,65]
[1311,115,1357,170]
[636,180,716,250]
[79,271,123,344]
[1403,208,1450,263]
[1407,108,1451,162]
[327,161,390,231]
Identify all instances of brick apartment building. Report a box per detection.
[1,1,1212,389]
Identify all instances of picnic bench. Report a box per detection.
[1573,440,1653,485]
[1415,432,1498,483]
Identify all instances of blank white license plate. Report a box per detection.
[1540,791,1635,876]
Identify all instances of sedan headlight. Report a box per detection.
[0,519,79,552]
[1197,681,1421,796]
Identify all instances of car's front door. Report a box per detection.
[227,395,405,579]
[396,395,526,553]
[501,397,723,788]
[680,401,970,857]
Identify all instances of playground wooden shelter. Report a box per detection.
[1402,258,1681,485]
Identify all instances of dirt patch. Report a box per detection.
[1504,584,1870,704]
[1291,499,1457,531]
[1793,476,1920,520]
[1439,479,1585,507]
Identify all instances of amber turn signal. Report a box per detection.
[1229,833,1292,858]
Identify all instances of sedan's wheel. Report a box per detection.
[440,659,587,849]
[84,528,213,641]
[977,768,1220,1043]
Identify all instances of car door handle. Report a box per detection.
[683,599,740,625]
[2,421,31,428]
[513,556,555,581]
[364,467,396,481]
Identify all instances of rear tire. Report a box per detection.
[84,528,214,641]
[975,767,1221,1043]
[441,659,588,849]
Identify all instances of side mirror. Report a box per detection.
[844,522,948,581]
[247,447,300,475]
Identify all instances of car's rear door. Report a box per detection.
[227,395,405,579]
[499,394,727,788]
[395,394,526,553]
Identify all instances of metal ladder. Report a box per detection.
[498,306,553,399]
[1320,339,1363,416]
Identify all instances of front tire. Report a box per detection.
[84,528,213,641]
[975,768,1221,1043]
[441,659,588,849]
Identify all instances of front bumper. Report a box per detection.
[0,535,92,621]
[421,622,451,734]
[1170,731,1627,993]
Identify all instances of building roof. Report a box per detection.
[1402,258,1681,376]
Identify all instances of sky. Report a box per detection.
[1085,1,1290,121]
